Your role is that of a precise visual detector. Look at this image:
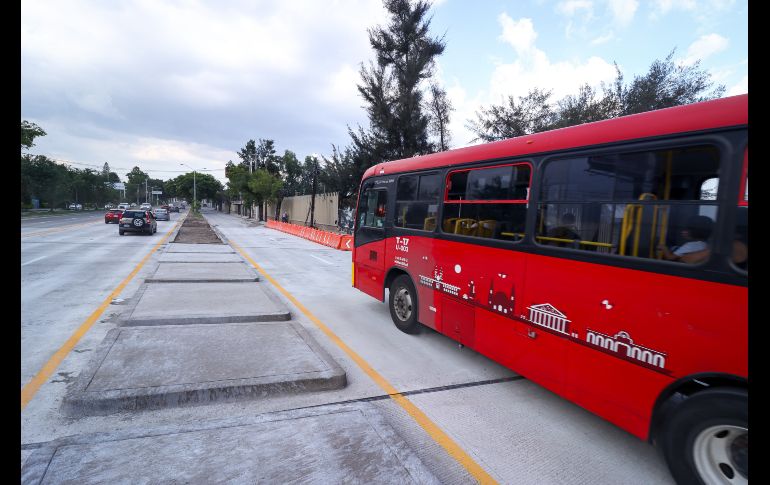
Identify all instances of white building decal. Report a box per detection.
[526,303,571,335]
[585,329,667,369]
[419,266,460,297]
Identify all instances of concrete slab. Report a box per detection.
[146,262,259,283]
[24,404,439,484]
[122,282,289,325]
[61,322,346,415]
[158,252,243,263]
[166,243,235,253]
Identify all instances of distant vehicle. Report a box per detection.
[130,203,137,208]
[168,204,179,213]
[119,210,157,236]
[180,202,186,209]
[152,208,170,221]
[118,203,130,210]
[104,208,124,224]
[68,203,82,210]
[104,203,114,209]
[140,203,152,210]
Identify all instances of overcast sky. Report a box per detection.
[21,0,747,184]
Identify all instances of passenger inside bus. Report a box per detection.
[658,215,713,264]
[547,213,581,247]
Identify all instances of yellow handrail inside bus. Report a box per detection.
[536,235,613,248]
[443,217,458,233]
[620,193,657,257]
[655,152,673,259]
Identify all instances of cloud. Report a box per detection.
[727,74,747,96]
[606,0,638,26]
[490,14,618,102]
[21,0,389,179]
[556,0,594,17]
[680,34,729,65]
[498,15,538,57]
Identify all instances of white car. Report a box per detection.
[118,203,130,210]
[140,203,152,210]
[68,203,82,210]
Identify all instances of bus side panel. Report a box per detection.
[385,234,442,331]
[551,257,747,440]
[354,239,386,301]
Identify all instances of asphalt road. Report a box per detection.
[21,208,676,484]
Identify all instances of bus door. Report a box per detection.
[354,182,389,300]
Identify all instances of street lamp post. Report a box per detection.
[180,163,200,211]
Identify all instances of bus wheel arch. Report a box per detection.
[387,271,421,334]
[651,376,747,484]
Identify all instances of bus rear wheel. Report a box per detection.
[389,274,420,334]
[659,387,747,485]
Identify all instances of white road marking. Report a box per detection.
[22,255,49,266]
[308,253,333,265]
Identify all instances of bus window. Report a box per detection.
[395,173,440,231]
[443,163,530,241]
[537,145,721,262]
[731,206,748,272]
[359,189,387,229]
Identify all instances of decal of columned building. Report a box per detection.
[526,304,571,335]
[586,330,667,369]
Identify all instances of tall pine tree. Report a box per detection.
[352,0,446,162]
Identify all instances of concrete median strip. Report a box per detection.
[158,252,243,263]
[24,403,438,484]
[61,322,346,416]
[121,281,290,326]
[146,262,259,283]
[165,243,235,253]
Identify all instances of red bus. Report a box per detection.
[352,94,748,485]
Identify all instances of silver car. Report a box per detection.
[152,208,170,221]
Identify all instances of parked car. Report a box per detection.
[152,208,170,221]
[104,208,124,224]
[118,210,157,235]
[68,203,83,210]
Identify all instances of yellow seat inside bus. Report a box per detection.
[423,217,437,231]
[455,218,477,236]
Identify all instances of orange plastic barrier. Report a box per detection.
[265,220,347,250]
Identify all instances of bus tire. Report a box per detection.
[388,274,420,334]
[659,387,747,485]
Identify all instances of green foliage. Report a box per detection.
[353,0,446,162]
[21,121,46,149]
[468,49,727,142]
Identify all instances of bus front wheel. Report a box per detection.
[659,387,747,485]
[389,275,420,334]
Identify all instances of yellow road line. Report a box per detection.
[230,238,497,484]
[20,216,187,410]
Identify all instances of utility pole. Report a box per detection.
[309,160,318,228]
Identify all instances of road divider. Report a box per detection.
[20,214,187,411]
[266,220,352,251]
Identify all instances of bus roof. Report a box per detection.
[362,93,747,180]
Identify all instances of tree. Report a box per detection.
[21,121,46,150]
[125,166,150,204]
[427,82,454,151]
[467,88,557,142]
[238,140,258,172]
[467,50,726,142]
[353,0,446,161]
[320,145,371,208]
[620,49,725,115]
